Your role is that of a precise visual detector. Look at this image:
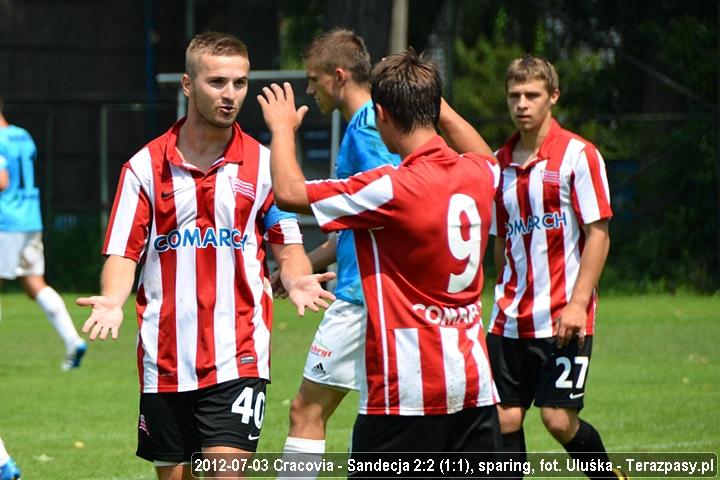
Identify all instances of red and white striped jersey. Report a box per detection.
[103,119,302,393]
[489,120,612,339]
[306,136,500,416]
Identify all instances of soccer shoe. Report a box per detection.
[0,457,21,480]
[61,340,87,371]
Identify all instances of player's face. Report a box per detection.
[188,54,250,129]
[506,79,558,132]
[306,62,339,115]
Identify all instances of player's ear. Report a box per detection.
[181,73,192,98]
[374,103,387,123]
[549,88,560,106]
[335,68,347,85]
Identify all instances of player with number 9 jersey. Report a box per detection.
[306,135,501,415]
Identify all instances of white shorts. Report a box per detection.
[0,232,45,280]
[303,299,366,391]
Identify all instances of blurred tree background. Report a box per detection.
[0,0,717,292]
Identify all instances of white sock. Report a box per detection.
[277,437,326,479]
[36,286,81,351]
[0,436,10,466]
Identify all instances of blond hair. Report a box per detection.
[506,55,559,94]
[185,32,249,78]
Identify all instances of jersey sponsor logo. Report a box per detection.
[412,302,481,327]
[505,211,567,237]
[310,342,332,358]
[153,227,248,253]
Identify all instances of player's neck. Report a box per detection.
[394,127,437,159]
[177,115,232,172]
[0,114,9,128]
[340,85,371,122]
[517,114,554,157]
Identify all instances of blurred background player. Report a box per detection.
[0,436,20,480]
[488,56,623,479]
[276,29,401,469]
[0,95,87,371]
[77,32,333,480]
[259,50,501,462]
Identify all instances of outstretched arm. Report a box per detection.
[270,236,337,298]
[258,82,311,213]
[76,254,137,340]
[271,243,336,316]
[438,98,494,156]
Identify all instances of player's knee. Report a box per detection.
[497,405,524,433]
[540,408,577,443]
[288,395,322,427]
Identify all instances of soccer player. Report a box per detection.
[488,56,621,479]
[0,96,87,371]
[258,50,501,459]
[76,32,334,480]
[277,29,401,465]
[0,436,20,480]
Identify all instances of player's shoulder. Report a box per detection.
[553,123,599,153]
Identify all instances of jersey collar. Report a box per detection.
[402,135,452,166]
[164,118,246,168]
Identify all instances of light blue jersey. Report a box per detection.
[334,101,401,305]
[0,125,43,232]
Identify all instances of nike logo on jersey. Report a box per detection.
[569,392,585,399]
[248,433,260,441]
[160,185,192,199]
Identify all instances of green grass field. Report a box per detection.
[0,291,718,479]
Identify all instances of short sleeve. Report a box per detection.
[262,203,302,245]
[306,165,396,233]
[570,146,613,225]
[102,164,152,262]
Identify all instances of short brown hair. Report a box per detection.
[370,49,441,135]
[304,29,372,85]
[506,55,559,94]
[185,32,249,79]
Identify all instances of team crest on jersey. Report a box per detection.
[229,177,255,201]
[542,169,561,185]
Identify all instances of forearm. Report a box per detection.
[307,237,337,272]
[568,221,610,308]
[269,128,311,214]
[438,98,493,156]
[0,170,8,191]
[273,243,313,291]
[100,255,137,307]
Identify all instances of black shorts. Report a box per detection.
[349,407,500,478]
[351,406,500,453]
[487,333,593,410]
[136,377,267,463]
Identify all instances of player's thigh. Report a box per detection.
[303,299,366,390]
[195,378,267,452]
[496,404,527,434]
[0,231,27,280]
[487,333,540,409]
[293,378,349,420]
[16,232,45,279]
[534,336,594,411]
[136,391,199,464]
